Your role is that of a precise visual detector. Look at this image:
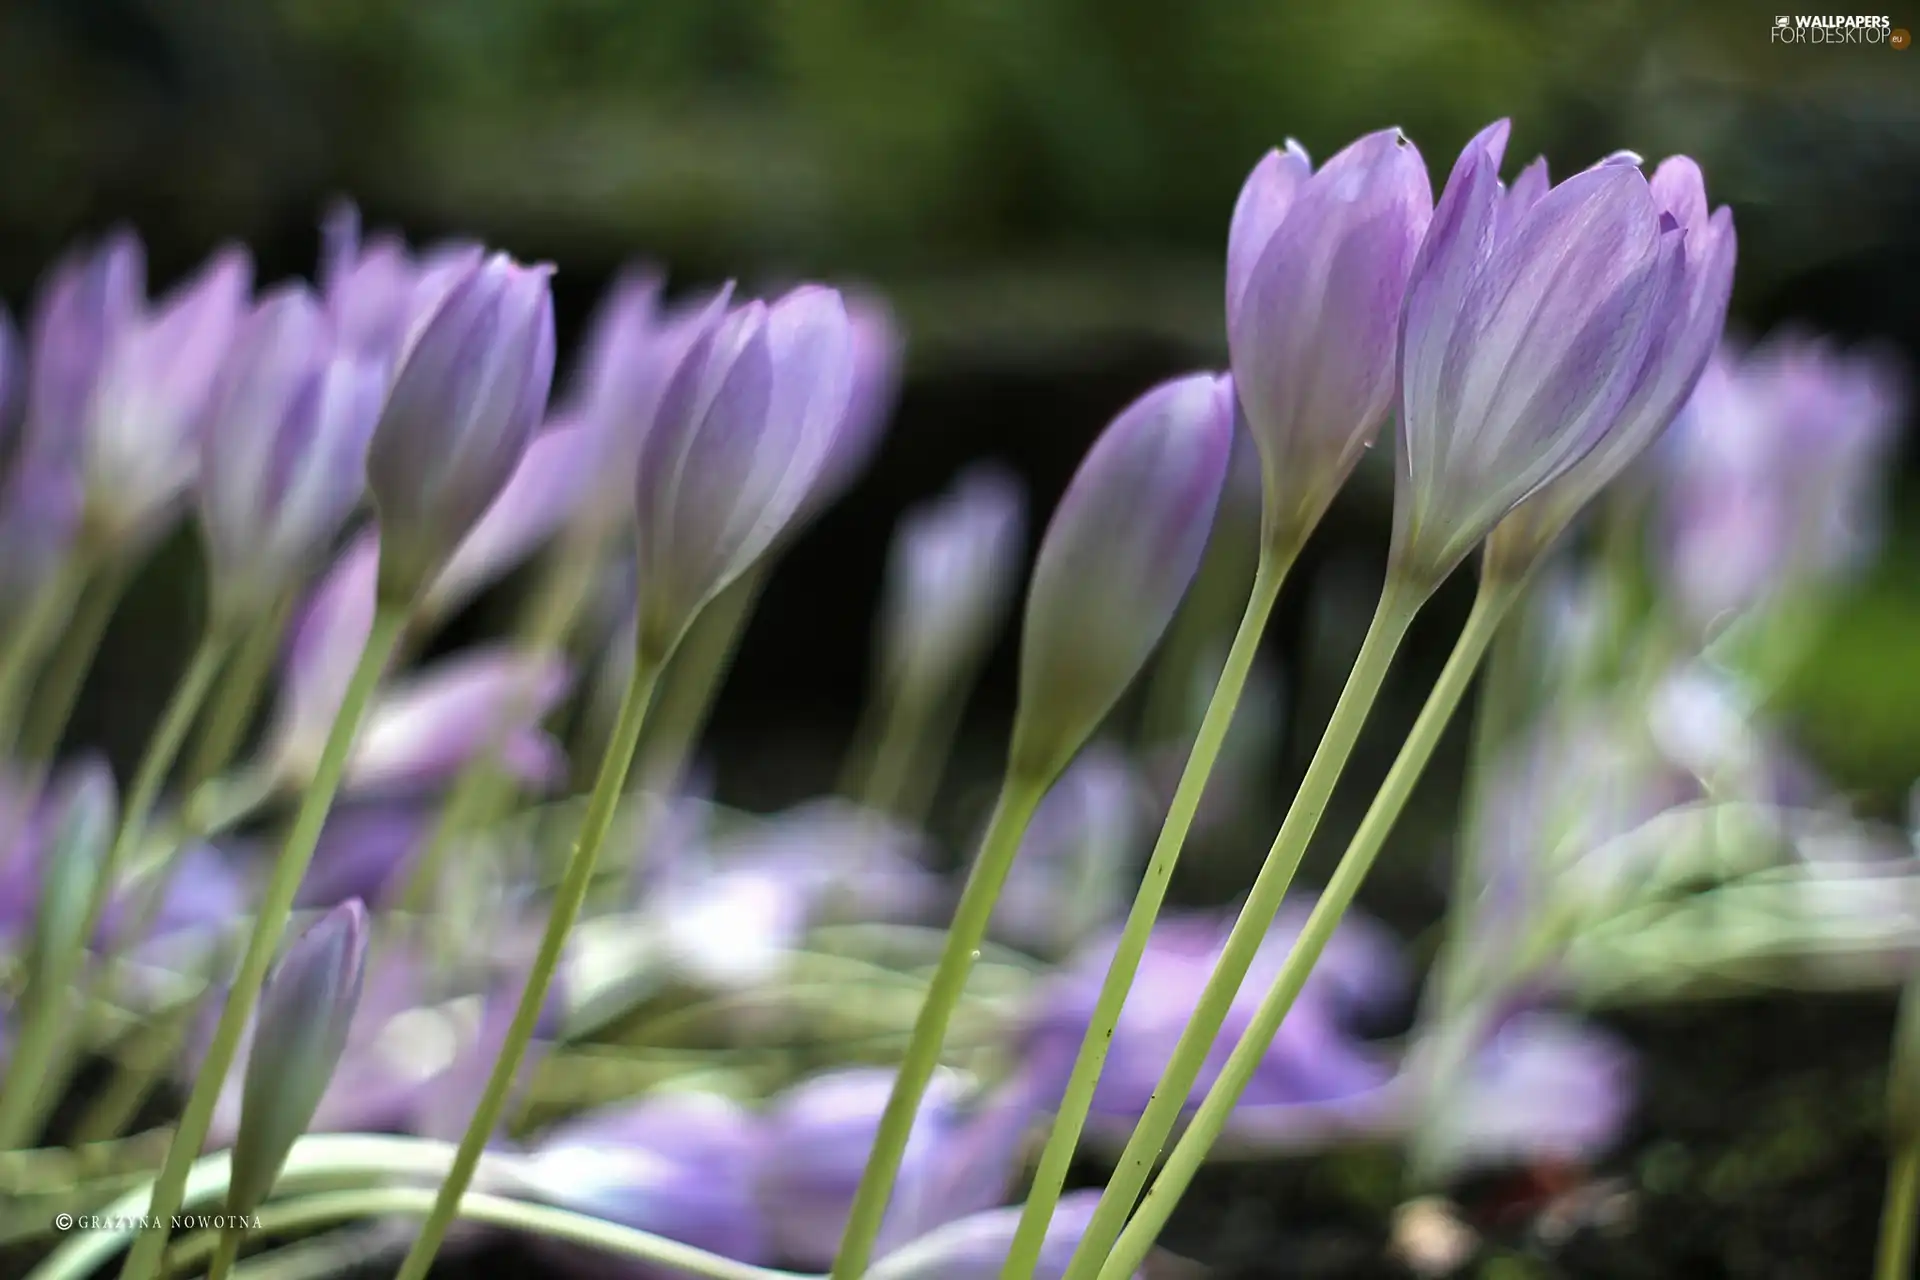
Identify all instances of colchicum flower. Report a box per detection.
[1226,129,1434,550]
[197,284,385,621]
[1393,121,1723,587]
[631,286,860,655]
[227,900,369,1216]
[1487,156,1738,577]
[875,463,1027,695]
[1656,332,1903,633]
[1008,373,1235,782]
[318,203,484,381]
[80,245,254,556]
[366,253,557,605]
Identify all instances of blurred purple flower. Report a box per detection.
[293,807,430,909]
[1010,373,1235,781]
[517,1092,774,1276]
[800,291,905,517]
[20,230,146,478]
[367,252,557,604]
[197,284,384,620]
[988,743,1149,958]
[318,203,485,381]
[755,1065,1030,1268]
[1023,906,1405,1147]
[876,463,1027,694]
[265,534,571,799]
[1227,130,1433,549]
[1658,333,1905,632]
[1393,122,1707,585]
[82,246,254,554]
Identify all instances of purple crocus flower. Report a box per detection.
[293,807,430,909]
[366,252,557,605]
[631,285,858,655]
[1658,332,1904,632]
[755,1065,1032,1268]
[318,203,485,381]
[1009,373,1235,782]
[876,463,1027,695]
[516,1092,775,1276]
[81,245,254,554]
[229,900,369,1215]
[1227,129,1434,549]
[988,743,1148,958]
[799,291,905,517]
[197,284,385,620]
[1394,122,1719,587]
[264,534,571,799]
[1023,905,1405,1147]
[19,231,147,478]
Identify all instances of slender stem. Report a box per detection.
[1877,1146,1920,1280]
[182,599,292,794]
[0,558,88,755]
[18,553,136,766]
[398,539,607,919]
[388,627,672,1280]
[826,777,1048,1280]
[202,1232,242,1280]
[164,1188,815,1280]
[69,996,202,1144]
[1404,571,1529,1188]
[636,565,763,796]
[0,624,233,1148]
[1059,575,1428,1280]
[1096,576,1522,1279]
[116,606,407,1280]
[1000,548,1292,1280]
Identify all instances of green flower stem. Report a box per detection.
[1095,575,1523,1280]
[398,536,610,919]
[116,605,408,1280]
[166,1188,815,1280]
[1876,1146,1920,1280]
[828,774,1051,1280]
[999,547,1292,1280]
[636,564,764,797]
[181,598,293,793]
[18,553,137,766]
[0,558,88,755]
[852,673,943,819]
[0,622,235,1149]
[1059,575,1428,1280]
[1404,575,1530,1188]
[388,624,674,1280]
[203,1231,242,1280]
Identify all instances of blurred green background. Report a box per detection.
[2,0,1918,873]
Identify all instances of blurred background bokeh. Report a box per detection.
[4,0,1918,907]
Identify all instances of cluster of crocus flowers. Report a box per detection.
[1,108,1807,1280]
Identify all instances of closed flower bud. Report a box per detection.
[82,245,253,554]
[27,759,116,988]
[1008,374,1234,782]
[319,203,484,379]
[367,253,556,605]
[20,231,146,478]
[228,900,369,1216]
[1394,121,1695,588]
[877,463,1027,694]
[633,285,857,655]
[198,285,385,621]
[1486,155,1737,578]
[1227,130,1434,550]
